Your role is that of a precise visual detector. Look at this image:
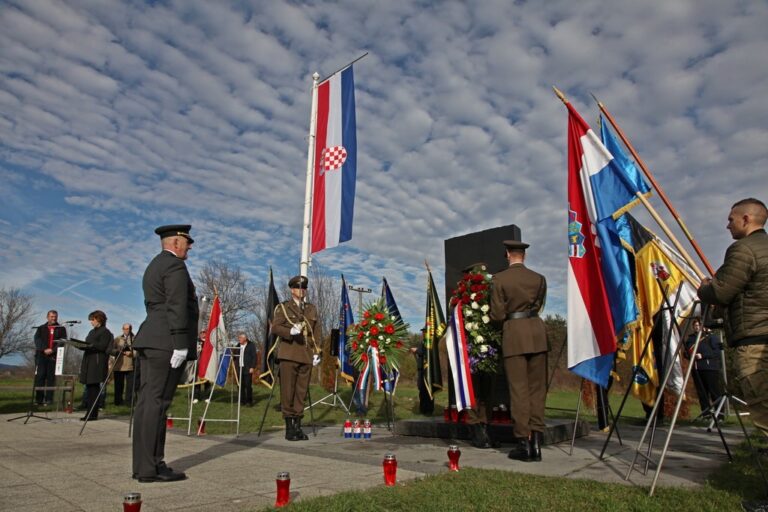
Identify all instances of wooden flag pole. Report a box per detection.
[593,96,715,276]
[553,87,707,280]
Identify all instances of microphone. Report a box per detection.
[65,320,82,324]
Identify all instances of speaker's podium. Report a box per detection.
[395,224,590,446]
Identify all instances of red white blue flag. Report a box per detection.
[445,304,475,412]
[311,65,357,254]
[565,102,617,388]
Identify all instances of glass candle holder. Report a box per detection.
[447,445,461,471]
[383,453,397,486]
[449,405,458,423]
[165,417,173,428]
[123,492,142,512]
[275,472,291,507]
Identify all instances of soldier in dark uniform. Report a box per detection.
[237,333,257,406]
[271,275,321,441]
[490,239,548,462]
[33,310,67,405]
[132,225,199,483]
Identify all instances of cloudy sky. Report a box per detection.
[1,0,767,359]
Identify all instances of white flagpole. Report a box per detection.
[300,72,321,277]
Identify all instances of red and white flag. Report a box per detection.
[198,295,226,383]
[565,103,617,388]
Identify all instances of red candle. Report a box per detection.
[197,418,206,435]
[443,407,451,422]
[383,453,397,486]
[275,472,290,507]
[449,405,458,423]
[123,492,142,512]
[447,445,461,471]
[165,417,173,428]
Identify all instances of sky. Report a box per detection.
[1,0,767,363]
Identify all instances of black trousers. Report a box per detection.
[114,371,134,405]
[84,383,101,419]
[132,349,186,478]
[693,369,724,412]
[34,355,56,403]
[240,368,253,405]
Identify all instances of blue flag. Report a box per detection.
[380,278,401,395]
[339,276,356,382]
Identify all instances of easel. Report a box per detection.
[597,281,686,461]
[623,294,756,495]
[198,345,243,436]
[311,333,350,414]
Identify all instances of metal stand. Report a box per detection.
[311,361,350,414]
[198,345,242,436]
[7,362,52,424]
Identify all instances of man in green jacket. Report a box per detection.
[698,198,768,437]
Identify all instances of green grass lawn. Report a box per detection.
[262,467,744,512]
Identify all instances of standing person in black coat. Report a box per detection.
[33,310,67,405]
[132,224,198,483]
[78,310,113,421]
[238,333,256,406]
[684,318,724,414]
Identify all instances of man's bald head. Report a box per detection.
[728,198,767,239]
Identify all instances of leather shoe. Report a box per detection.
[157,462,175,474]
[138,470,187,483]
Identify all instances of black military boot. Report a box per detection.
[529,431,542,461]
[285,417,297,441]
[508,438,533,462]
[294,417,309,441]
[471,423,493,449]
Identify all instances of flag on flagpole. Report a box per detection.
[198,295,226,384]
[445,304,475,412]
[620,214,698,403]
[424,270,445,398]
[338,275,356,382]
[311,65,357,254]
[259,268,280,388]
[380,278,401,395]
[565,102,618,388]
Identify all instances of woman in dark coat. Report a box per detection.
[79,310,113,421]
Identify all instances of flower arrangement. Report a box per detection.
[449,264,501,374]
[346,299,410,373]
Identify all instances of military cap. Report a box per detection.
[154,224,194,244]
[462,262,487,273]
[502,239,529,250]
[288,275,308,289]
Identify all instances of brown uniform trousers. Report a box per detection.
[490,262,548,439]
[271,300,320,418]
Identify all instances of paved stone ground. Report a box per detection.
[0,411,743,511]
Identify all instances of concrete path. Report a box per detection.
[0,412,742,511]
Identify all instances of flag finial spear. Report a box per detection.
[424,259,432,273]
[552,86,568,105]
[589,91,604,109]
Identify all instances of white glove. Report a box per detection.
[170,349,188,368]
[312,354,321,367]
[290,323,302,335]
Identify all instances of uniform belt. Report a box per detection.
[506,311,538,320]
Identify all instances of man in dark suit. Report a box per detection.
[237,332,256,406]
[271,275,321,441]
[132,224,199,483]
[490,239,548,462]
[33,310,67,405]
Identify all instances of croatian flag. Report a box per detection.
[198,295,226,384]
[444,304,475,412]
[311,65,357,254]
[566,102,617,388]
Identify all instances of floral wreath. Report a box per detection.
[449,264,501,374]
[346,299,409,373]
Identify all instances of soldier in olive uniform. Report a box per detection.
[490,239,548,462]
[271,275,321,441]
[132,225,199,483]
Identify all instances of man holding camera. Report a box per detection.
[271,275,321,441]
[698,198,768,437]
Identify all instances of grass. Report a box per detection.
[260,467,744,512]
